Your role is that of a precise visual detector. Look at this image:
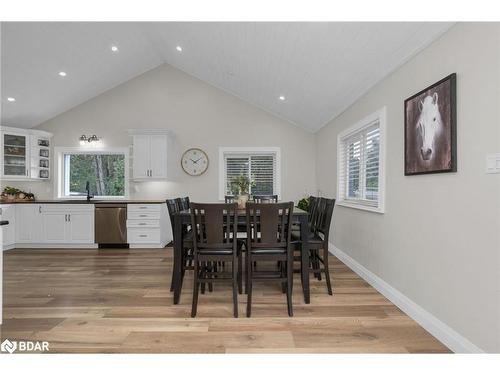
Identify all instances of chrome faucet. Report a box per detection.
[86,181,94,202]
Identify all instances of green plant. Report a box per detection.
[3,186,21,195]
[230,174,255,195]
[297,196,310,212]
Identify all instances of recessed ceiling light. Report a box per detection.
[176,45,183,52]
[279,95,286,101]
[58,71,67,77]
[111,45,119,52]
[7,97,16,102]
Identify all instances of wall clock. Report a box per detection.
[181,148,209,176]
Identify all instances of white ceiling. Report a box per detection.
[1,22,453,132]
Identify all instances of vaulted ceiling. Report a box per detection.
[1,22,453,132]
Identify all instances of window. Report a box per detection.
[219,147,281,200]
[337,107,386,213]
[56,148,129,199]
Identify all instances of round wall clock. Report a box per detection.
[181,148,209,176]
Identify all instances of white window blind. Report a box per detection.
[224,154,276,196]
[337,108,385,213]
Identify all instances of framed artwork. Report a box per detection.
[404,73,456,175]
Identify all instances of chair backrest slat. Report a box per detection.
[246,202,293,249]
[176,196,190,211]
[253,194,278,203]
[190,202,238,251]
[166,198,180,236]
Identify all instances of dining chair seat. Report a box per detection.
[197,249,234,256]
[251,248,287,255]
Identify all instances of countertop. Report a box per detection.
[0,200,166,205]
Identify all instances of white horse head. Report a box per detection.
[416,92,442,161]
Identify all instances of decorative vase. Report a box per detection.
[236,194,249,209]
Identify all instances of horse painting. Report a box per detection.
[404,74,456,175]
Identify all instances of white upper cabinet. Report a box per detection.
[0,126,52,181]
[129,130,174,180]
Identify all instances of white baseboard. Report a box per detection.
[14,243,98,249]
[330,243,484,353]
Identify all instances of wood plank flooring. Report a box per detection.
[0,248,450,353]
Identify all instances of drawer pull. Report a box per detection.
[139,207,148,209]
[139,214,147,217]
[139,223,147,225]
[139,234,148,238]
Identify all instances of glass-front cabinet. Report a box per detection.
[3,132,29,178]
[0,126,52,180]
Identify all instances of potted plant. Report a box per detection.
[297,196,310,212]
[2,186,21,201]
[230,174,255,209]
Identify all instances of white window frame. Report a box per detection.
[336,107,386,213]
[218,147,281,201]
[54,147,130,200]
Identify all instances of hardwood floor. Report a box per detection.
[0,248,450,353]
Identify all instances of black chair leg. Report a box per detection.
[201,262,206,294]
[238,250,243,294]
[232,259,238,318]
[246,255,252,317]
[323,247,333,295]
[286,256,293,317]
[191,261,199,317]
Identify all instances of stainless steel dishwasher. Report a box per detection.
[95,203,127,247]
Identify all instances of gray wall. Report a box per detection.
[316,23,500,352]
[4,64,317,203]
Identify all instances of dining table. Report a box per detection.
[171,206,311,305]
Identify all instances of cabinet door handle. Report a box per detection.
[26,169,28,176]
[0,207,3,215]
[64,214,67,222]
[39,206,42,214]
[68,214,71,222]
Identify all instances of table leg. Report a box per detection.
[299,215,310,304]
[173,213,183,304]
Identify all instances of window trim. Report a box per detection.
[54,147,130,200]
[218,147,281,201]
[336,107,386,214]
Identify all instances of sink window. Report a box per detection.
[56,148,129,199]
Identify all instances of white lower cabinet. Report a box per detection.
[126,203,170,248]
[0,204,15,249]
[16,204,94,246]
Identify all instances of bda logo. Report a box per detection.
[1,339,17,354]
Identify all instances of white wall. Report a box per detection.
[316,23,500,352]
[2,64,316,203]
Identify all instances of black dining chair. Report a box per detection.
[292,197,335,295]
[190,203,240,318]
[253,194,279,203]
[176,196,190,211]
[224,195,236,203]
[166,198,193,292]
[245,202,294,317]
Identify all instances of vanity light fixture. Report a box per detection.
[79,134,101,146]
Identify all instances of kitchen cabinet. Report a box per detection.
[0,126,52,181]
[0,204,15,249]
[16,204,94,245]
[40,205,94,244]
[16,204,43,243]
[129,130,173,180]
[67,211,94,243]
[126,203,170,248]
